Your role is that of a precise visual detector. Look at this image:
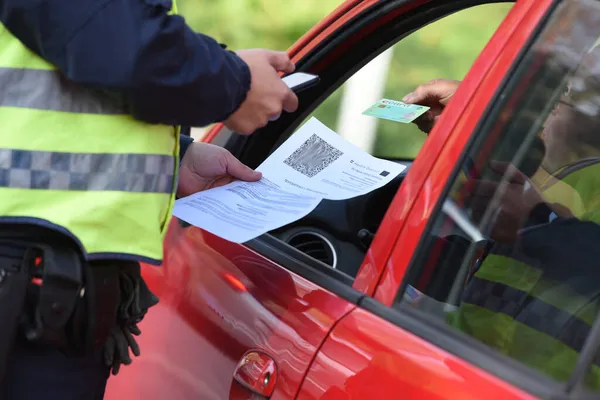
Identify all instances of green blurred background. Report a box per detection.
[180,1,513,159]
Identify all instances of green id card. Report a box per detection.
[362,99,430,123]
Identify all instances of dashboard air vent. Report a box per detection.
[286,232,337,268]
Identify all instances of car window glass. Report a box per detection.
[395,0,600,390]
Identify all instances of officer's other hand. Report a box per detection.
[224,49,299,135]
[177,142,261,197]
[403,79,461,133]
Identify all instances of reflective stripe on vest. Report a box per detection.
[462,276,595,362]
[451,250,600,384]
[0,68,128,114]
[0,1,180,264]
[0,149,174,193]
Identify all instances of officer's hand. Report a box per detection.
[403,79,461,133]
[177,142,261,197]
[224,49,299,135]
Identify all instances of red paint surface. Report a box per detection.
[105,222,355,399]
[297,309,537,400]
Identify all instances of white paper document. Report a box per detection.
[173,117,407,243]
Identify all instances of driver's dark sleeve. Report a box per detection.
[0,0,251,127]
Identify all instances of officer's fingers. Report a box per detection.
[267,51,294,73]
[111,362,121,376]
[225,152,262,182]
[224,117,255,136]
[282,89,299,113]
[281,60,296,74]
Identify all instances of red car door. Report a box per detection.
[298,0,600,399]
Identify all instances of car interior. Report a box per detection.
[204,0,515,290]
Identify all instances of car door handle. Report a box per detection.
[232,350,278,398]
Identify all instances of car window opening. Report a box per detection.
[246,1,513,286]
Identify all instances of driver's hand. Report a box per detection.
[403,79,460,133]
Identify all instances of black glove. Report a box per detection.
[117,264,158,325]
[104,322,141,375]
[103,264,158,374]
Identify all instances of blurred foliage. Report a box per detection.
[179,0,342,51]
[180,1,513,159]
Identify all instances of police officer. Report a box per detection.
[0,0,299,398]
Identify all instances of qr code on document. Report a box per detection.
[284,134,343,177]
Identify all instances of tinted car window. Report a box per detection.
[396,0,600,390]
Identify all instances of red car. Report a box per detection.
[106,0,600,398]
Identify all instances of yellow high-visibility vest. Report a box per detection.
[0,1,181,264]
